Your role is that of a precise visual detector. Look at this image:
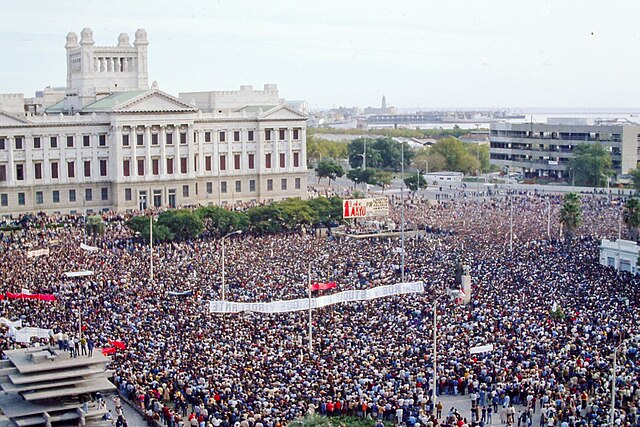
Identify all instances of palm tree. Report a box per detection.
[623,198,640,242]
[559,193,582,245]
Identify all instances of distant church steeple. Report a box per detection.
[381,95,387,109]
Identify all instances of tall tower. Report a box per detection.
[381,95,387,110]
[64,28,150,111]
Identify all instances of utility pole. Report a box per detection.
[149,213,154,281]
[401,142,405,283]
[308,262,313,355]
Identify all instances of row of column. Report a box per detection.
[94,57,136,73]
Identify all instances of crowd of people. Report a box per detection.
[0,192,638,427]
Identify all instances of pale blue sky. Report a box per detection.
[2,0,640,109]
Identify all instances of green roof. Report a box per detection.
[235,105,278,113]
[82,90,149,112]
[44,100,66,113]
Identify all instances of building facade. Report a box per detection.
[0,29,307,216]
[489,122,640,180]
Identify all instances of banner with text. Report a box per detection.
[343,198,390,219]
[209,281,424,314]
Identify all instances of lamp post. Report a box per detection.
[221,230,242,301]
[545,198,551,241]
[401,142,405,283]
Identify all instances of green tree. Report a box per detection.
[246,204,285,233]
[195,206,248,236]
[346,168,378,187]
[567,143,613,187]
[404,174,428,194]
[559,193,582,245]
[348,137,413,171]
[348,138,381,169]
[307,196,343,230]
[462,142,491,173]
[314,158,345,184]
[623,198,640,242]
[628,168,640,192]
[85,215,106,236]
[306,136,349,166]
[157,209,204,241]
[428,137,479,174]
[126,216,174,243]
[279,198,316,230]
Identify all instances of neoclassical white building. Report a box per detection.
[0,28,308,215]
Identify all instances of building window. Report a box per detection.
[0,194,6,206]
[206,182,213,194]
[69,189,76,202]
[153,190,162,207]
[166,132,173,145]
[35,191,43,204]
[265,153,272,169]
[100,159,108,176]
[205,156,212,172]
[281,178,287,190]
[293,128,300,140]
[123,160,130,177]
[180,132,187,144]
[234,131,240,142]
[33,137,41,149]
[137,133,144,146]
[101,187,108,201]
[122,134,130,146]
[34,163,42,180]
[152,158,159,175]
[84,160,91,177]
[125,188,132,201]
[248,153,255,169]
[220,155,226,171]
[52,190,60,203]
[248,130,255,142]
[0,165,5,181]
[50,136,57,148]
[152,133,159,145]
[279,153,285,168]
[249,179,256,192]
[17,192,25,206]
[67,161,75,178]
[0,138,5,149]
[83,135,90,147]
[219,131,226,142]
[137,158,145,176]
[180,157,187,174]
[16,164,24,181]
[279,129,286,140]
[294,152,300,167]
[67,136,74,148]
[85,188,92,202]
[234,154,241,170]
[167,158,174,174]
[295,177,301,189]
[15,137,23,150]
[235,180,241,193]
[220,181,227,193]
[194,155,198,172]
[265,129,272,141]
[99,134,107,146]
[205,132,211,142]
[182,185,189,197]
[51,162,59,179]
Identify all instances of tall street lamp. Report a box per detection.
[221,230,242,301]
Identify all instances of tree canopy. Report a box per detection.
[404,174,428,194]
[623,198,640,242]
[314,158,345,184]
[559,193,582,244]
[567,143,613,187]
[347,137,413,171]
[428,137,481,174]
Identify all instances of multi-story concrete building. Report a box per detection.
[0,28,307,216]
[489,121,640,181]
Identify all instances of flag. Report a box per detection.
[21,288,31,295]
[311,282,337,292]
[36,294,56,302]
[80,243,99,252]
[102,347,117,355]
[109,340,126,350]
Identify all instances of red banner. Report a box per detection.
[4,293,56,301]
[102,347,116,355]
[311,282,337,291]
[109,340,126,350]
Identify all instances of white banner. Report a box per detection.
[343,198,390,219]
[470,344,494,354]
[63,270,94,278]
[209,281,424,314]
[27,248,49,258]
[14,327,53,343]
[80,243,99,252]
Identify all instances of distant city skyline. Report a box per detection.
[3,0,640,110]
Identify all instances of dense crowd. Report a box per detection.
[0,193,639,427]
